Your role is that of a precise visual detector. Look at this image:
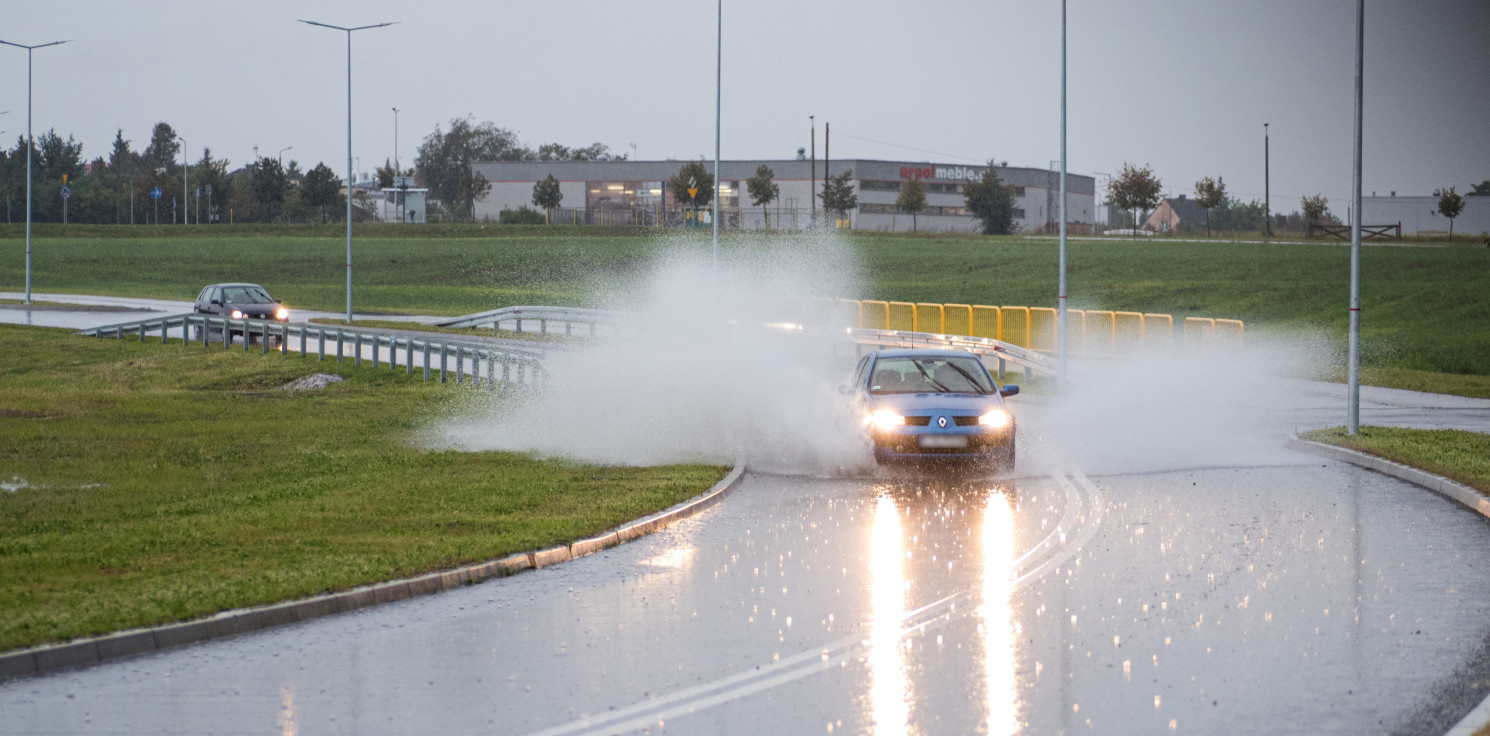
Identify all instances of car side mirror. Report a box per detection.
[211,299,221,305]
[275,299,282,304]
[838,385,855,396]
[999,385,1020,398]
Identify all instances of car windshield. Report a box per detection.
[221,286,274,304]
[868,356,994,395]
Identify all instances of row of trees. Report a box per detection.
[0,122,367,225]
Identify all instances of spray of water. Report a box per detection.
[438,233,1333,479]
[438,233,875,476]
[1016,331,1333,476]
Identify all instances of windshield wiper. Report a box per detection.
[943,361,992,394]
[912,360,951,393]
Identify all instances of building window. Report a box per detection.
[1012,209,1026,219]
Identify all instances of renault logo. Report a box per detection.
[937,416,947,428]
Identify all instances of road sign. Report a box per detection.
[60,185,71,199]
[150,187,163,200]
[195,187,201,197]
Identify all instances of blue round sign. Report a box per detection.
[150,187,163,200]
[60,185,71,199]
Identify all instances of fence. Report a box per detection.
[818,298,1241,356]
[79,314,546,389]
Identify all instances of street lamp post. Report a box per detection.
[278,146,293,168]
[300,19,397,323]
[1057,0,1069,385]
[1263,122,1271,238]
[712,0,722,268]
[809,115,815,226]
[0,38,71,305]
[178,136,188,225]
[1347,0,1364,434]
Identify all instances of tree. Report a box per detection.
[963,162,1016,235]
[671,160,713,209]
[192,148,231,224]
[1301,193,1330,224]
[1468,180,1490,196]
[249,157,289,222]
[1109,162,1162,234]
[284,160,304,185]
[531,174,563,223]
[819,169,858,222]
[1193,176,1226,238]
[746,164,779,228]
[1436,186,1465,241]
[414,117,525,213]
[896,179,927,232]
[143,122,180,175]
[302,163,343,223]
[535,142,617,161]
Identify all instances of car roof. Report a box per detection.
[873,348,982,360]
[204,282,267,289]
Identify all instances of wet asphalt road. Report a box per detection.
[5,460,1490,735]
[5,296,1490,734]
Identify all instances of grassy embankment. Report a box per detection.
[1300,426,1490,496]
[0,324,727,652]
[1,224,1486,390]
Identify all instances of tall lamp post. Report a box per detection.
[809,115,816,226]
[0,38,71,305]
[1347,0,1364,434]
[1057,0,1069,385]
[278,146,293,168]
[1263,122,1271,238]
[177,136,188,225]
[300,19,397,323]
[711,0,722,268]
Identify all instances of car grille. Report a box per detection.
[904,416,932,426]
[953,416,979,426]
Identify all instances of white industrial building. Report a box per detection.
[469,158,1095,234]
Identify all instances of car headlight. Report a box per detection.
[866,410,905,431]
[979,409,1011,428]
[230,309,244,319]
[276,307,290,320]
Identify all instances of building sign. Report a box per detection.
[900,165,984,182]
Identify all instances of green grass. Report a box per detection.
[0,324,727,651]
[1299,426,1490,495]
[2,225,1486,376]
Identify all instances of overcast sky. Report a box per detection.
[4,0,1486,209]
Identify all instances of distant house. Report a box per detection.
[1144,194,1208,233]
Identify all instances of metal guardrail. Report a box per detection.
[79,314,546,388]
[433,306,628,335]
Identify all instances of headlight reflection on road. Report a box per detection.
[870,494,910,736]
[278,683,298,736]
[982,490,1019,735]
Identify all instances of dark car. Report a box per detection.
[193,283,290,343]
[847,348,1019,470]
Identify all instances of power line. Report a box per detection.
[829,131,984,164]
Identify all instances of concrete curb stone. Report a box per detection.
[0,458,746,682]
[1288,438,1490,736]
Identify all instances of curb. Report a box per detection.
[0,459,746,682]
[1288,438,1490,736]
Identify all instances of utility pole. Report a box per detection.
[823,122,830,226]
[711,0,722,268]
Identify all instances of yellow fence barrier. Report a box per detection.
[1000,306,1031,348]
[915,303,945,335]
[971,306,1001,340]
[831,298,1240,355]
[887,301,917,332]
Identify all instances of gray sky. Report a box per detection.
[3,0,1486,210]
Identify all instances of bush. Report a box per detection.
[499,206,546,225]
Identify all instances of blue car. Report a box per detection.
[847,348,1019,470]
